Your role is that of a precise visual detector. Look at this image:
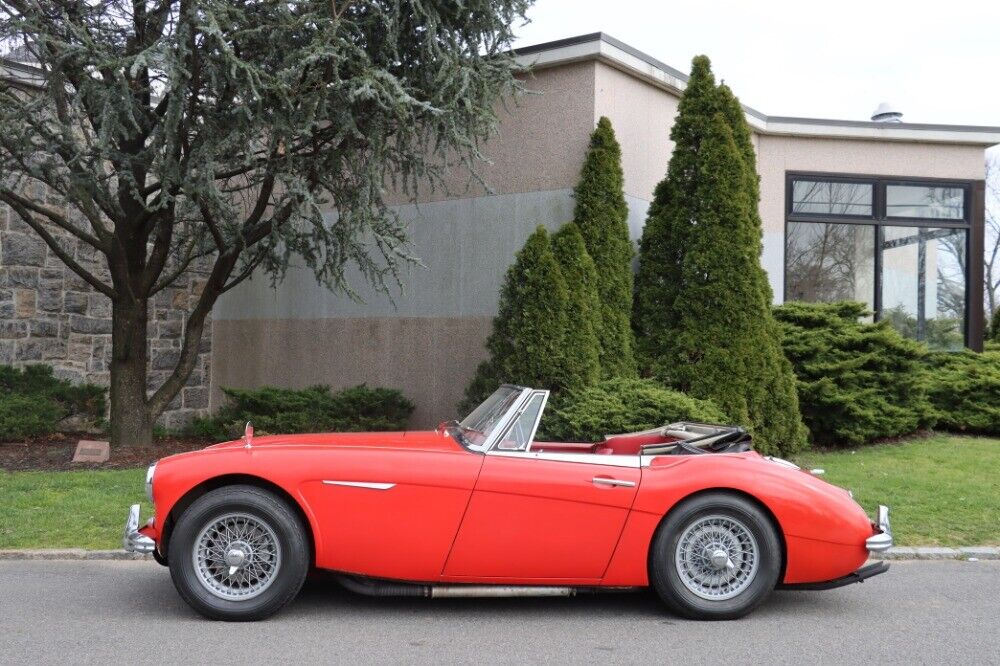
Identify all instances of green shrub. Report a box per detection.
[0,365,106,441]
[989,306,1000,343]
[774,301,936,446]
[190,384,414,440]
[460,226,572,413]
[0,394,65,440]
[538,377,727,443]
[573,117,636,378]
[634,56,806,456]
[926,349,1000,434]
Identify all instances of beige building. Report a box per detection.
[212,33,1000,426]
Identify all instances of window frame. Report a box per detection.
[786,174,877,222]
[784,171,974,349]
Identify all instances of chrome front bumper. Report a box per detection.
[865,504,893,553]
[123,504,156,554]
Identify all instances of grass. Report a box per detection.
[794,434,1000,546]
[0,434,996,550]
[0,468,145,549]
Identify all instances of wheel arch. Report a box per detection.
[646,487,788,584]
[160,474,317,568]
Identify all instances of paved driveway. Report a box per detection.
[0,559,997,665]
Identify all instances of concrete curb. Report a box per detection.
[0,549,151,561]
[880,546,999,560]
[0,546,997,561]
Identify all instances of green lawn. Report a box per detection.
[0,435,997,549]
[794,435,1000,546]
[0,468,145,549]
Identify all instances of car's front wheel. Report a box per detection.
[168,485,309,621]
[650,492,781,620]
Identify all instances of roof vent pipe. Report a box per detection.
[871,102,903,123]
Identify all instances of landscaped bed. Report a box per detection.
[0,434,211,471]
[1,434,996,551]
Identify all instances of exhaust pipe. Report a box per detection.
[336,575,635,599]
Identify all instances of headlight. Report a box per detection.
[145,462,157,502]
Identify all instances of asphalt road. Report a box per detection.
[0,560,997,665]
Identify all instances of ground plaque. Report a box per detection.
[72,440,110,463]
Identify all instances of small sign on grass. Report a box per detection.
[72,440,110,463]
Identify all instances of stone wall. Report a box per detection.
[0,198,212,431]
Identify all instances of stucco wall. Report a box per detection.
[593,61,679,201]
[384,61,598,206]
[755,135,987,301]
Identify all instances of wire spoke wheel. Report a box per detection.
[192,512,282,601]
[674,514,759,601]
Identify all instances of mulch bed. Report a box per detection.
[0,433,214,472]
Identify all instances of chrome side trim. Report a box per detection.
[322,480,396,490]
[430,586,575,598]
[866,504,893,553]
[123,504,155,554]
[487,450,641,468]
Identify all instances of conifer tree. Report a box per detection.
[573,117,637,377]
[551,223,602,391]
[460,226,571,412]
[634,56,718,367]
[634,57,807,455]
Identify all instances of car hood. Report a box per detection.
[205,430,459,454]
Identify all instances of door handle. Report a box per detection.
[592,477,636,488]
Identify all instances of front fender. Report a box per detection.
[148,447,325,561]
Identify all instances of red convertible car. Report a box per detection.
[125,384,892,621]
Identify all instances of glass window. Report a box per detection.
[460,386,523,449]
[886,184,964,220]
[785,222,875,308]
[880,227,967,350]
[792,180,873,217]
[495,393,546,452]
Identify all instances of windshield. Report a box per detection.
[457,386,524,449]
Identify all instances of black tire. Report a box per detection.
[168,485,309,621]
[649,492,781,620]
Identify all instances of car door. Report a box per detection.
[443,396,640,581]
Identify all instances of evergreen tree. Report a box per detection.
[460,227,571,413]
[0,1,529,446]
[573,117,637,377]
[551,223,602,391]
[633,57,807,455]
[634,56,718,368]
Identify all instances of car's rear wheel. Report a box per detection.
[650,492,781,620]
[168,485,309,621]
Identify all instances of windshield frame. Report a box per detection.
[454,385,534,452]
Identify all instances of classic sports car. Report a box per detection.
[125,384,892,621]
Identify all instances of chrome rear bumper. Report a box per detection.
[123,504,155,554]
[865,504,893,553]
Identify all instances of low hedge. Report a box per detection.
[538,377,727,443]
[926,348,1000,434]
[773,302,935,447]
[190,384,414,440]
[0,365,106,441]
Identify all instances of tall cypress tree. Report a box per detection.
[551,223,602,391]
[634,56,718,368]
[634,57,807,455]
[460,226,571,413]
[573,117,637,378]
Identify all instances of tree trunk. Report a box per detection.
[110,299,154,447]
